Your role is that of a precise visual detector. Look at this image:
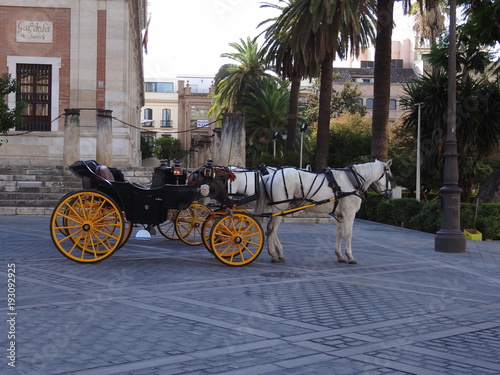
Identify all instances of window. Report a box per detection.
[161,108,172,128]
[366,99,374,109]
[16,64,52,131]
[357,98,363,106]
[391,59,403,69]
[360,60,375,68]
[389,99,397,110]
[190,105,210,128]
[143,108,153,127]
[145,82,174,93]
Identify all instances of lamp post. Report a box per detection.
[416,103,422,201]
[434,0,466,253]
[272,131,279,158]
[299,123,308,169]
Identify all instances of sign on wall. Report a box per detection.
[16,21,53,43]
[197,119,209,128]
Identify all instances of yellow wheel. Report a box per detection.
[157,209,179,240]
[120,219,133,247]
[50,190,124,263]
[175,203,211,246]
[210,213,264,266]
[201,211,223,253]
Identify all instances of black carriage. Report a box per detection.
[50,160,264,266]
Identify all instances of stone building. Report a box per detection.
[330,39,426,122]
[0,0,147,168]
[141,76,217,168]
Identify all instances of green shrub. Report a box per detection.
[476,204,500,240]
[392,199,424,228]
[375,200,397,225]
[357,195,499,241]
[409,202,440,233]
[460,203,479,230]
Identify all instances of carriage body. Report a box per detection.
[68,160,199,225]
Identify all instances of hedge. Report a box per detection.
[357,196,500,241]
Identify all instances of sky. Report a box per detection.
[143,0,414,79]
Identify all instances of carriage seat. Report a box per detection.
[95,165,115,181]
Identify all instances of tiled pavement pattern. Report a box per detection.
[1,215,499,375]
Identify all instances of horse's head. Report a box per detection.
[371,159,393,199]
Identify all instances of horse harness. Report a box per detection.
[265,167,366,218]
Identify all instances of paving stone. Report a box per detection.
[1,216,499,375]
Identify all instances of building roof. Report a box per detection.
[332,68,418,83]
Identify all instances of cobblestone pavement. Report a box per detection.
[1,215,499,375]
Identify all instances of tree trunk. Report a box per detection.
[285,73,301,154]
[476,166,500,203]
[315,55,334,172]
[371,0,394,162]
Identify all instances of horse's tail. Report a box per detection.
[253,173,270,225]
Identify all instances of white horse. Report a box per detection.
[227,165,277,197]
[254,160,393,264]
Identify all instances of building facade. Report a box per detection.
[0,0,146,168]
[330,39,425,122]
[141,76,216,168]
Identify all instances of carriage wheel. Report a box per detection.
[50,190,124,263]
[120,219,133,247]
[175,203,211,246]
[157,209,179,240]
[201,211,223,253]
[210,213,264,266]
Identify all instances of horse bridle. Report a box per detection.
[369,167,393,198]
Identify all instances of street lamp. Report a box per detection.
[434,0,466,253]
[299,123,308,169]
[416,103,422,201]
[272,131,280,157]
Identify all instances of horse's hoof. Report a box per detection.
[337,258,347,263]
[271,258,283,263]
[348,259,358,265]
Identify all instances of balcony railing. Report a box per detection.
[16,121,51,132]
[160,120,173,128]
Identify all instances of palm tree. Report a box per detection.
[209,37,274,118]
[371,0,445,162]
[261,0,376,171]
[242,79,291,164]
[401,69,500,201]
[260,1,318,155]
[411,0,446,45]
[371,0,395,162]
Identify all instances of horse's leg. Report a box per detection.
[343,212,357,265]
[334,219,347,263]
[266,215,285,263]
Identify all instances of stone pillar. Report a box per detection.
[63,108,80,169]
[219,113,245,167]
[212,128,221,163]
[96,109,113,166]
